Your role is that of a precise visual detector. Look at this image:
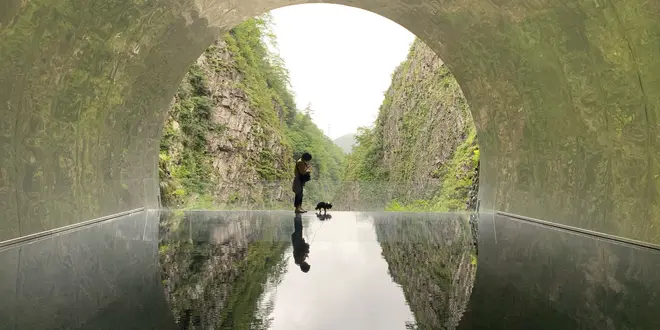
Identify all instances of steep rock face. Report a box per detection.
[196,40,291,202]
[341,39,480,328]
[342,39,479,211]
[159,21,294,208]
[159,17,345,209]
[379,39,473,184]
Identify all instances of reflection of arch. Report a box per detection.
[1,1,659,246]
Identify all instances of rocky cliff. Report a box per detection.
[342,39,479,211]
[341,39,480,328]
[159,17,344,209]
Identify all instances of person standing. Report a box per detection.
[292,152,312,213]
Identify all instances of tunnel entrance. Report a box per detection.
[3,0,660,329]
[157,6,480,214]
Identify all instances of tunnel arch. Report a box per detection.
[1,0,659,245]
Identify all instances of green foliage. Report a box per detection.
[159,64,228,207]
[342,126,388,182]
[256,149,288,180]
[382,128,479,212]
[160,15,345,208]
[217,240,288,329]
[431,128,479,211]
[285,110,345,201]
[224,17,295,127]
[343,39,479,212]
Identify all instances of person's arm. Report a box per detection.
[296,161,308,175]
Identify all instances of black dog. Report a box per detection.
[315,202,333,214]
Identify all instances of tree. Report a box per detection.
[303,103,314,117]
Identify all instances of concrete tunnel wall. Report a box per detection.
[1,0,659,244]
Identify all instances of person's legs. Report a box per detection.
[298,190,306,212]
[294,190,303,212]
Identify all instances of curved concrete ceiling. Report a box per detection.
[1,0,658,244]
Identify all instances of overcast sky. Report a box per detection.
[270,4,415,140]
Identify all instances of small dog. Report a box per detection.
[315,202,333,214]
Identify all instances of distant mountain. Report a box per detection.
[333,133,357,154]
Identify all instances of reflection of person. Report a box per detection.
[291,214,310,273]
[292,152,312,213]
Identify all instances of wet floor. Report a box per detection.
[259,213,416,330]
[3,210,660,329]
[158,211,477,330]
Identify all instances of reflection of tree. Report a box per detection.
[374,214,477,330]
[158,211,291,329]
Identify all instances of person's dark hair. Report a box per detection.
[301,152,312,161]
[300,262,311,273]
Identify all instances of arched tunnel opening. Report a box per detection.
[156,6,479,329]
[2,0,660,329]
[157,6,479,213]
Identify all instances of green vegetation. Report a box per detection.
[342,39,479,212]
[159,26,475,213]
[155,29,482,330]
[159,64,223,207]
[223,16,295,131]
[386,128,479,212]
[285,107,345,202]
[159,15,343,209]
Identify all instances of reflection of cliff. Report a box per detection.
[158,211,291,329]
[374,214,477,329]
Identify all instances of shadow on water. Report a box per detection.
[157,210,477,330]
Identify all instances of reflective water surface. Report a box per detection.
[158,211,477,330]
[2,210,660,329]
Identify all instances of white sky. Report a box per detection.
[270,4,415,139]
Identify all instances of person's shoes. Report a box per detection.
[300,207,307,212]
[295,208,302,213]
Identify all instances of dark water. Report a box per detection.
[2,210,660,329]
